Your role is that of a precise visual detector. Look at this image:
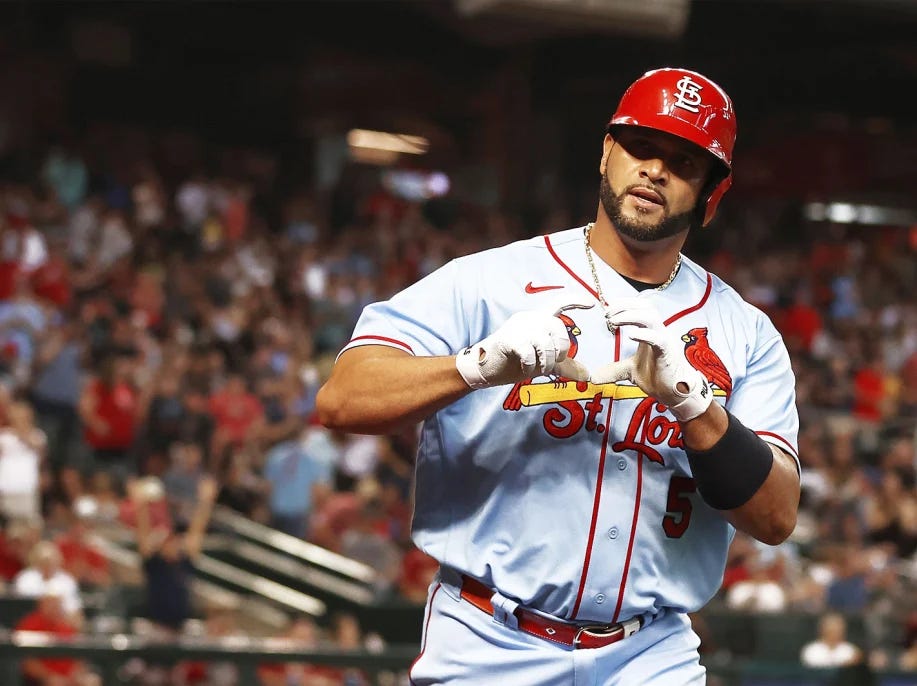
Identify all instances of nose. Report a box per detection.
[639,156,668,185]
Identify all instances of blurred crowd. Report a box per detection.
[0,123,913,682]
[707,205,917,672]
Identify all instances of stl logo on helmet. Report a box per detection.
[502,323,731,461]
[673,76,704,113]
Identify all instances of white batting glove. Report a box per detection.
[456,305,593,389]
[590,297,712,422]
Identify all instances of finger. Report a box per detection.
[590,358,635,384]
[607,309,660,330]
[546,317,571,360]
[554,358,590,382]
[532,339,548,376]
[603,297,648,314]
[517,343,537,377]
[550,301,595,317]
[628,328,665,348]
[541,335,557,372]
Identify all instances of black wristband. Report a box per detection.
[685,410,774,510]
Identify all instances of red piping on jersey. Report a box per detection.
[544,235,600,300]
[347,335,415,354]
[663,273,713,325]
[571,330,619,619]
[755,431,799,459]
[545,234,713,319]
[604,272,710,622]
[408,582,441,685]
[612,418,649,624]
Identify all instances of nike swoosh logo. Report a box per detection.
[525,282,564,294]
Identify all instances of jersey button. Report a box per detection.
[607,527,619,539]
[594,593,606,604]
[617,459,627,471]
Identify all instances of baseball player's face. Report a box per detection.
[600,127,713,243]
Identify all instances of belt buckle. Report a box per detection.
[572,623,622,648]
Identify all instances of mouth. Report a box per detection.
[627,187,665,209]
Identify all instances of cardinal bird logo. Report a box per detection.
[681,327,732,396]
[503,309,585,411]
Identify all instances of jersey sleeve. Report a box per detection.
[339,258,475,358]
[726,314,800,469]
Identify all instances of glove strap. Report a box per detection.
[456,345,490,389]
[668,371,714,422]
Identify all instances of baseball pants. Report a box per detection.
[409,572,706,686]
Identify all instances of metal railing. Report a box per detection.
[210,506,376,585]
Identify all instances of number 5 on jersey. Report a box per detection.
[663,475,697,539]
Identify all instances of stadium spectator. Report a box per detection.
[13,540,83,625]
[207,373,264,467]
[0,517,41,582]
[130,475,218,634]
[0,399,46,520]
[724,545,789,613]
[262,428,333,537]
[78,349,141,485]
[54,507,111,588]
[15,580,99,686]
[29,319,83,467]
[161,441,206,527]
[801,612,862,668]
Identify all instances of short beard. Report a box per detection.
[599,169,696,243]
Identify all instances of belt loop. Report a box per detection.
[489,591,520,630]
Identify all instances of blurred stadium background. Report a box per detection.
[0,1,915,684]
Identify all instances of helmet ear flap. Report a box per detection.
[701,171,732,226]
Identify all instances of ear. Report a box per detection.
[600,134,614,175]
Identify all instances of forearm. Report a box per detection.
[723,447,799,544]
[133,496,154,557]
[682,402,799,545]
[316,347,472,434]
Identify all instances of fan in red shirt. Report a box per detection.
[55,511,110,588]
[29,236,72,309]
[78,350,140,477]
[208,374,264,461]
[852,356,891,424]
[15,583,97,686]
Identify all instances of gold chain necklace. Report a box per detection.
[584,222,681,331]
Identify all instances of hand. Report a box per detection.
[590,297,712,422]
[126,478,144,503]
[197,475,219,503]
[455,304,592,389]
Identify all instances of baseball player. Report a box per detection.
[317,68,800,685]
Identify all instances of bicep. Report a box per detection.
[331,345,412,377]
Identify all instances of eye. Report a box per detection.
[622,136,653,158]
[670,154,702,178]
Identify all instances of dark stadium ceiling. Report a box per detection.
[3,0,917,126]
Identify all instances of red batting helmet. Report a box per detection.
[608,68,736,226]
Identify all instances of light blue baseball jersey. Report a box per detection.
[340,225,799,626]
